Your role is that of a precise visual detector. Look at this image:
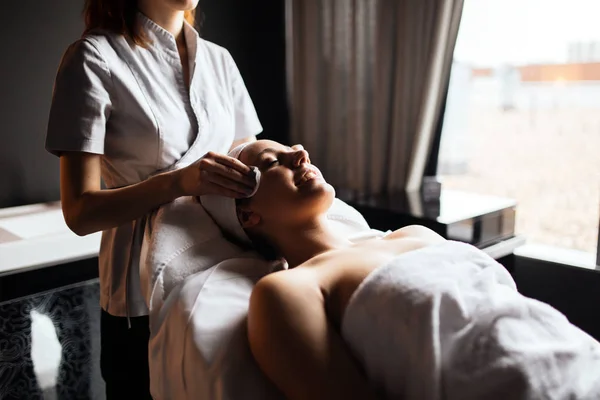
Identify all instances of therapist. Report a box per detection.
[45,0,261,398]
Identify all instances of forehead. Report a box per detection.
[239,140,288,165]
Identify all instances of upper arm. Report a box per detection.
[46,38,112,157]
[46,39,112,232]
[247,274,376,400]
[59,152,102,229]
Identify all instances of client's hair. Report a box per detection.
[235,198,282,261]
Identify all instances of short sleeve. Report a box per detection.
[45,39,113,156]
[225,51,263,140]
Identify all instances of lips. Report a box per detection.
[295,166,322,186]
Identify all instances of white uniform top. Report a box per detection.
[45,13,262,317]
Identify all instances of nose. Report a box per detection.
[292,149,310,168]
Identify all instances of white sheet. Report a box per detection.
[148,255,283,399]
[342,241,600,399]
[140,197,374,399]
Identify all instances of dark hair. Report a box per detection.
[235,198,282,261]
[83,0,197,47]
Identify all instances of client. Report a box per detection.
[200,140,600,400]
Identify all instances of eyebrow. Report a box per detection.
[256,146,293,159]
[256,148,277,159]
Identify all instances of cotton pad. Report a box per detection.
[245,167,261,198]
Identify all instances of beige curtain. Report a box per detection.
[286,0,464,196]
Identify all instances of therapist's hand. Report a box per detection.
[175,152,257,198]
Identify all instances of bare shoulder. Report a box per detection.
[251,269,321,306]
[384,225,446,243]
[248,270,325,344]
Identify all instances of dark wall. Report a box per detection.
[0,0,289,209]
[512,256,600,340]
[200,0,289,144]
[0,0,84,208]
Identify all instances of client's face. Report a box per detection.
[237,140,335,230]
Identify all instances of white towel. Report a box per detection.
[140,196,372,400]
[342,241,600,400]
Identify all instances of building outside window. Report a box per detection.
[438,0,600,267]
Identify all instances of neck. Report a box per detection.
[271,216,351,268]
[138,2,186,42]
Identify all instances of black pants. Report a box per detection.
[100,310,151,400]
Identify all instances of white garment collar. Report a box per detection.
[136,11,199,60]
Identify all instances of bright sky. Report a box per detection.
[454,0,600,66]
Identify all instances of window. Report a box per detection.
[438,0,600,267]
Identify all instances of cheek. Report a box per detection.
[253,172,295,207]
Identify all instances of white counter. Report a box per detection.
[0,203,101,276]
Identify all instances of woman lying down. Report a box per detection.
[200,139,600,400]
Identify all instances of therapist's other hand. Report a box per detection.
[175,152,257,198]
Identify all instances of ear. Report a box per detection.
[237,205,261,229]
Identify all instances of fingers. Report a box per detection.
[207,151,252,175]
[206,172,255,197]
[202,181,246,199]
[199,155,255,187]
[211,162,256,188]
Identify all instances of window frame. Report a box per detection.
[596,216,600,271]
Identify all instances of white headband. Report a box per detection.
[200,142,261,246]
[228,142,252,161]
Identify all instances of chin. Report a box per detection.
[170,0,198,10]
[304,181,336,213]
[322,182,336,199]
